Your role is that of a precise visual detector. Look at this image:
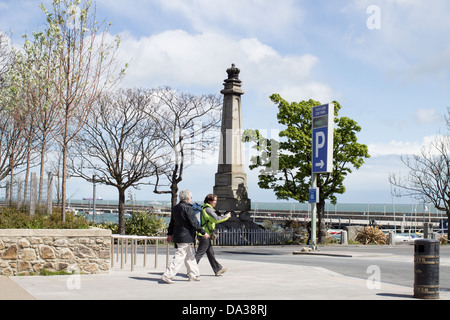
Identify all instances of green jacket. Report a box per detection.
[198,203,230,237]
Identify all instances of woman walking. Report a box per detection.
[195,194,231,276]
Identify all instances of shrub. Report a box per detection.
[262,220,281,231]
[125,211,167,236]
[96,222,119,234]
[438,233,449,245]
[0,207,90,229]
[284,219,308,244]
[355,226,388,245]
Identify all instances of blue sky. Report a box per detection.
[1,0,449,205]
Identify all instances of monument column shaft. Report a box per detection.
[214,64,251,212]
[218,89,245,174]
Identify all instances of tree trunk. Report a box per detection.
[61,108,70,223]
[317,200,327,244]
[170,183,178,212]
[38,139,46,207]
[24,140,32,208]
[118,188,126,235]
[9,154,15,207]
[24,172,29,208]
[61,145,67,223]
[38,140,46,205]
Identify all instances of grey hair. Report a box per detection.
[179,190,192,202]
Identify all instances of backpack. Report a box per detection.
[192,203,202,225]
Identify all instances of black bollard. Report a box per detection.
[414,239,440,299]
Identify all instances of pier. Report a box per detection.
[3,199,446,232]
[61,202,447,231]
[251,209,447,231]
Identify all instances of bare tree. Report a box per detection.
[0,49,39,204]
[389,134,450,237]
[144,87,222,208]
[70,89,164,234]
[0,107,29,187]
[34,0,126,222]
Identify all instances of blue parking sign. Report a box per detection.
[312,104,334,174]
[309,188,319,203]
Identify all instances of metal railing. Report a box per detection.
[214,229,293,246]
[111,235,170,271]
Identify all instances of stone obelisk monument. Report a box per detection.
[214,64,251,216]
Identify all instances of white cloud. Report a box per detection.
[114,30,336,104]
[341,0,450,82]
[413,108,443,125]
[368,135,447,157]
[369,140,422,157]
[155,0,304,39]
[278,82,338,105]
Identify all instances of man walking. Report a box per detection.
[162,190,209,284]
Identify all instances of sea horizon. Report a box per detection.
[67,198,446,215]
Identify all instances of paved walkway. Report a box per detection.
[0,275,35,300]
[3,247,449,301]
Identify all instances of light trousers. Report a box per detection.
[163,243,200,279]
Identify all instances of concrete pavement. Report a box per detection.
[3,246,449,301]
[0,276,35,300]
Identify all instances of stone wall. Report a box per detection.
[0,228,111,276]
[344,226,365,242]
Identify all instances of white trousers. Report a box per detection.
[164,243,200,279]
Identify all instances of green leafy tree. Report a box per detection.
[244,95,370,243]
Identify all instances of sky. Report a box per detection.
[1,0,449,205]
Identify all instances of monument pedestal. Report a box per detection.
[214,172,251,212]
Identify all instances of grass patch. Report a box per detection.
[39,269,76,276]
[18,269,78,276]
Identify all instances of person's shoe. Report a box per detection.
[215,268,227,276]
[161,275,174,284]
[188,275,201,282]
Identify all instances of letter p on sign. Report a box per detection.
[315,131,326,158]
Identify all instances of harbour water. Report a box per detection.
[72,199,444,215]
[75,200,446,226]
[254,202,441,215]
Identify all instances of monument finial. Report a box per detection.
[226,63,240,80]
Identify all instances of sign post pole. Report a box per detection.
[311,103,334,251]
[310,174,318,251]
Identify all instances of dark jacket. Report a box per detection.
[168,201,206,244]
